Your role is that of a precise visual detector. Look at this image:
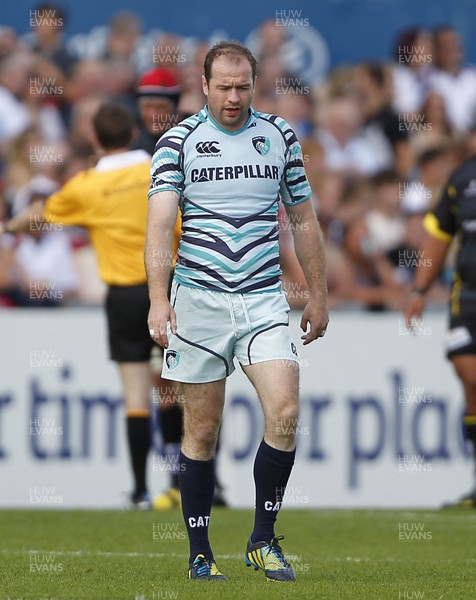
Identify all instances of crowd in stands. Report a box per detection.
[1,4,476,310]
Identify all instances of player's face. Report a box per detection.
[202,56,255,132]
[138,97,175,136]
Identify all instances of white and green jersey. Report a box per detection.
[149,105,311,293]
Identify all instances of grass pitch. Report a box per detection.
[0,508,475,599]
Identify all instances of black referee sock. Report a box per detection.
[463,415,476,481]
[126,414,151,498]
[251,439,296,543]
[159,405,183,489]
[178,451,215,562]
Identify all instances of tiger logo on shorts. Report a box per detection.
[165,350,181,370]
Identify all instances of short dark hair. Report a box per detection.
[204,41,257,83]
[93,102,134,150]
[433,25,456,39]
[360,62,386,89]
[34,3,67,26]
[371,169,399,187]
[418,146,449,167]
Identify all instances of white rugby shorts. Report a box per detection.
[161,280,299,383]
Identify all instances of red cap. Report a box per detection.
[136,68,181,104]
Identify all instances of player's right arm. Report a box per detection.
[404,180,456,329]
[404,233,451,325]
[145,190,179,349]
[146,124,187,348]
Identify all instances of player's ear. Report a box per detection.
[202,75,209,97]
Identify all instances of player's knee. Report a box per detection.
[455,364,476,389]
[187,420,220,446]
[274,401,300,426]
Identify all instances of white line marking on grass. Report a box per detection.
[1,549,475,564]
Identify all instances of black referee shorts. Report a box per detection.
[105,283,154,362]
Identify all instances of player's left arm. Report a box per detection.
[285,198,329,345]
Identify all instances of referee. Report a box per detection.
[1,102,181,509]
[405,152,476,507]
[146,41,328,581]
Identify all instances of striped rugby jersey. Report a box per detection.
[148,105,312,293]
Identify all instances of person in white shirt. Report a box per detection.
[428,27,476,134]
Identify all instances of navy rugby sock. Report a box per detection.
[178,451,215,562]
[251,439,295,543]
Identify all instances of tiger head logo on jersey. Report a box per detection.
[252,136,270,156]
[165,350,180,370]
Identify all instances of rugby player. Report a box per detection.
[405,152,476,508]
[146,41,328,581]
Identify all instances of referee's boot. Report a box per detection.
[245,535,296,581]
[188,554,227,581]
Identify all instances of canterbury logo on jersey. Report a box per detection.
[195,140,221,154]
[191,164,279,183]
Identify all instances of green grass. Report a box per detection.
[0,508,475,599]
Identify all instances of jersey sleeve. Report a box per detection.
[148,131,185,199]
[423,182,457,243]
[44,173,87,226]
[278,120,312,206]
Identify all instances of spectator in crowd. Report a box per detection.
[0,53,35,145]
[409,91,457,158]
[365,170,406,256]
[28,2,77,77]
[428,27,476,134]
[391,28,434,114]
[3,15,472,314]
[0,26,19,61]
[352,62,412,177]
[151,33,183,80]
[67,58,110,105]
[342,174,408,311]
[275,89,315,142]
[133,67,181,156]
[401,146,458,215]
[103,11,142,67]
[251,20,288,114]
[0,51,66,147]
[1,178,79,307]
[176,42,207,117]
[316,95,390,177]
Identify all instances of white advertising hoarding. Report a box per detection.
[0,309,471,508]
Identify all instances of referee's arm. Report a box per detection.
[0,200,44,235]
[145,190,179,349]
[285,198,329,345]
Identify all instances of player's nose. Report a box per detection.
[227,86,240,103]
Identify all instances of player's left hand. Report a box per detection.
[300,298,329,345]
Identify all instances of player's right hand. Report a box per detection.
[404,293,426,334]
[148,300,177,349]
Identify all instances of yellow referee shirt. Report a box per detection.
[45,150,181,286]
